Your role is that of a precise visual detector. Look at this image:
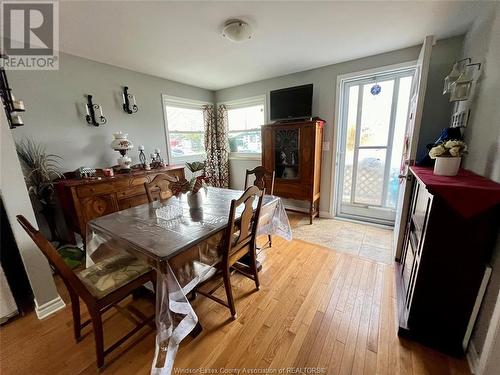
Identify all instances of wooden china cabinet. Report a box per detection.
[261,119,324,224]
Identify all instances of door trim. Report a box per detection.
[467,289,500,375]
[394,35,434,259]
[330,60,417,222]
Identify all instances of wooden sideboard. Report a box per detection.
[396,167,499,356]
[56,165,185,242]
[261,119,324,224]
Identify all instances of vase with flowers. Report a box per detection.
[170,161,208,209]
[429,140,468,176]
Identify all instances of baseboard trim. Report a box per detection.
[467,289,500,375]
[283,205,334,219]
[477,289,500,375]
[283,204,309,214]
[467,341,480,374]
[319,210,334,218]
[35,295,66,320]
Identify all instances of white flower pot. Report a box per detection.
[187,192,203,209]
[433,156,461,176]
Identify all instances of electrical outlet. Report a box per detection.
[322,141,330,151]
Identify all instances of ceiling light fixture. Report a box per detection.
[222,19,252,42]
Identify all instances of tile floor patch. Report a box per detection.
[292,217,394,264]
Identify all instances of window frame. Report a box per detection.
[162,94,210,164]
[221,95,267,160]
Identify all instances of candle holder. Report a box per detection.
[150,148,166,168]
[138,145,147,168]
[122,86,138,114]
[85,95,107,126]
[0,54,26,129]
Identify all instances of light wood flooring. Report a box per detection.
[0,215,471,375]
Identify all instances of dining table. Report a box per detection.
[85,187,292,374]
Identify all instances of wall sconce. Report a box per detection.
[85,94,107,126]
[0,55,26,129]
[122,86,138,114]
[443,58,471,95]
[450,63,482,102]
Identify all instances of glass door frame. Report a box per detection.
[335,66,416,225]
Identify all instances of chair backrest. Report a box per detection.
[144,174,177,203]
[16,215,94,303]
[224,186,264,261]
[244,166,275,195]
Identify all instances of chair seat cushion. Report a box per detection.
[77,254,151,299]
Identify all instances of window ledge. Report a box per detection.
[171,155,206,164]
[229,153,262,161]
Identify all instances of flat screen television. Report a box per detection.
[270,84,313,121]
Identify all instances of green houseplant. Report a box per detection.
[170,161,208,208]
[16,138,63,241]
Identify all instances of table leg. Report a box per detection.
[309,201,314,224]
[309,198,320,224]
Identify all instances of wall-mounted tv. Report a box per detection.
[270,84,313,122]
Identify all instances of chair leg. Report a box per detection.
[222,266,237,319]
[189,290,197,301]
[90,309,105,368]
[69,291,81,342]
[250,247,260,291]
[268,234,272,248]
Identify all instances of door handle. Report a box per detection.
[398,174,411,181]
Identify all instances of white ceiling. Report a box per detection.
[59,1,485,91]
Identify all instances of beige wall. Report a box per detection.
[216,36,464,214]
[1,108,64,317]
[461,4,500,371]
[462,5,500,182]
[9,52,214,172]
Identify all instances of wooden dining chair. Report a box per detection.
[244,166,275,248]
[244,166,275,195]
[144,173,177,203]
[194,186,264,319]
[16,215,156,369]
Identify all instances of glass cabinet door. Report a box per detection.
[274,128,300,180]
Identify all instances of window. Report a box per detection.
[226,96,265,154]
[163,96,206,161]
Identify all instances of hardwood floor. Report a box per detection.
[0,216,471,375]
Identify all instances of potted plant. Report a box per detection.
[16,139,63,241]
[170,161,208,209]
[429,139,468,176]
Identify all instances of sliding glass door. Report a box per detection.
[336,69,414,225]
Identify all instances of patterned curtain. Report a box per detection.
[203,104,229,188]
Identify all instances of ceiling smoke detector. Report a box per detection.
[222,19,252,42]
